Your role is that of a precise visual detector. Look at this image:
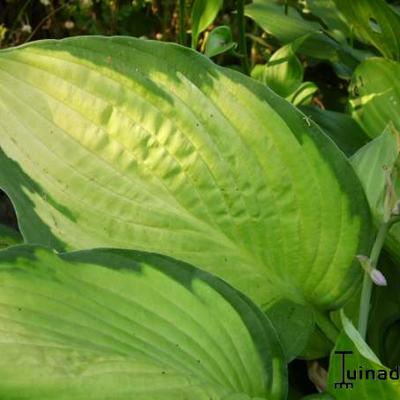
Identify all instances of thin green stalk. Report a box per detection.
[358,221,390,340]
[284,0,289,16]
[237,0,250,75]
[349,24,354,48]
[178,0,186,45]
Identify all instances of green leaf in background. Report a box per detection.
[349,58,400,139]
[350,126,400,222]
[333,0,400,60]
[300,326,334,360]
[245,0,321,44]
[328,312,400,399]
[245,1,363,79]
[0,245,287,400]
[205,25,236,58]
[191,0,223,49]
[349,57,400,264]
[265,300,314,363]
[350,126,400,289]
[369,253,400,369]
[0,223,22,249]
[307,0,351,37]
[300,106,369,157]
[286,82,318,107]
[0,37,372,317]
[251,42,304,98]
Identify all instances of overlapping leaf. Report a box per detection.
[333,0,400,60]
[251,43,304,98]
[301,106,368,156]
[0,36,371,313]
[191,0,223,48]
[351,126,400,220]
[349,58,400,138]
[307,0,350,36]
[245,0,321,44]
[328,313,400,399]
[244,0,363,78]
[205,25,236,58]
[350,126,400,264]
[0,245,286,399]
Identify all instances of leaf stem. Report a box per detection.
[358,221,390,339]
[178,0,186,45]
[237,0,250,74]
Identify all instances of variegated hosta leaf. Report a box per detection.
[0,37,371,312]
[0,245,286,400]
[349,58,400,138]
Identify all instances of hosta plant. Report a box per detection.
[0,1,399,395]
[0,36,371,320]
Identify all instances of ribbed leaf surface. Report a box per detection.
[0,36,371,310]
[0,245,286,399]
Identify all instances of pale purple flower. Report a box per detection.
[356,255,388,286]
[370,269,387,286]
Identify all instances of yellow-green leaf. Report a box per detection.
[0,245,287,399]
[0,36,371,315]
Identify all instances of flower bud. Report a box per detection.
[356,255,387,286]
[370,268,387,286]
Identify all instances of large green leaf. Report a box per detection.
[333,0,400,60]
[0,245,286,399]
[0,36,371,313]
[349,58,400,139]
[328,312,400,399]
